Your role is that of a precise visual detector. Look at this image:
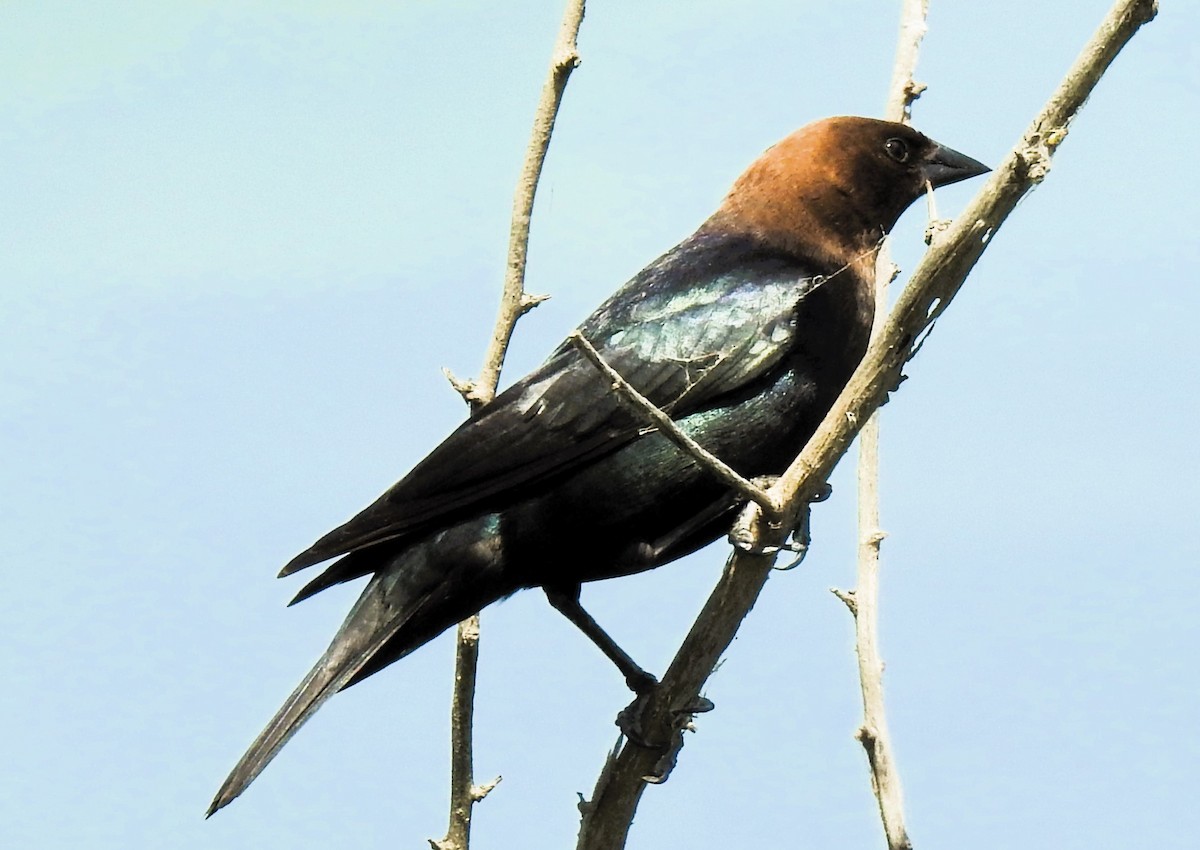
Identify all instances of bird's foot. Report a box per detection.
[615,690,659,748]
[616,686,715,783]
[728,480,827,566]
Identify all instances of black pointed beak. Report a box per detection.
[921,141,990,189]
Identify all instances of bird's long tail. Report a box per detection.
[207,521,510,816]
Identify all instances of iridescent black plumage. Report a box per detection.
[209,117,987,814]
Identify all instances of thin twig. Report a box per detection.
[446,0,586,409]
[848,276,911,850]
[566,331,778,515]
[575,2,1156,846]
[883,0,930,125]
[432,3,587,849]
[430,615,499,850]
[843,2,930,848]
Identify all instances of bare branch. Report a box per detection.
[575,1,1156,845]
[471,775,503,802]
[883,0,930,124]
[435,3,587,849]
[429,615,483,850]
[840,496,911,850]
[844,1,932,847]
[455,0,587,409]
[567,331,778,515]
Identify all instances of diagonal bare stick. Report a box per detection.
[575,2,1157,847]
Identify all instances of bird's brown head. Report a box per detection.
[711,116,989,269]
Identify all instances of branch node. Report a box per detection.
[1020,122,1071,186]
[855,724,879,746]
[831,587,858,614]
[554,47,582,72]
[1019,141,1053,185]
[443,368,487,407]
[470,775,503,802]
[520,292,552,312]
[923,218,953,246]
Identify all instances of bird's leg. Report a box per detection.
[544,584,658,694]
[545,585,714,753]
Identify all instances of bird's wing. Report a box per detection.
[282,236,816,575]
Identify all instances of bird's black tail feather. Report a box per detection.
[208,521,512,816]
[207,573,431,816]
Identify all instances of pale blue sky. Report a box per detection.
[2,2,1197,848]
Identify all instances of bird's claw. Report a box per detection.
[616,687,714,784]
[809,482,833,503]
[773,533,811,571]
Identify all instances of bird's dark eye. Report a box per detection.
[884,137,910,163]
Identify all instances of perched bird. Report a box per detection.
[209,116,987,814]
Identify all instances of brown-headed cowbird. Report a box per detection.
[209,116,987,814]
